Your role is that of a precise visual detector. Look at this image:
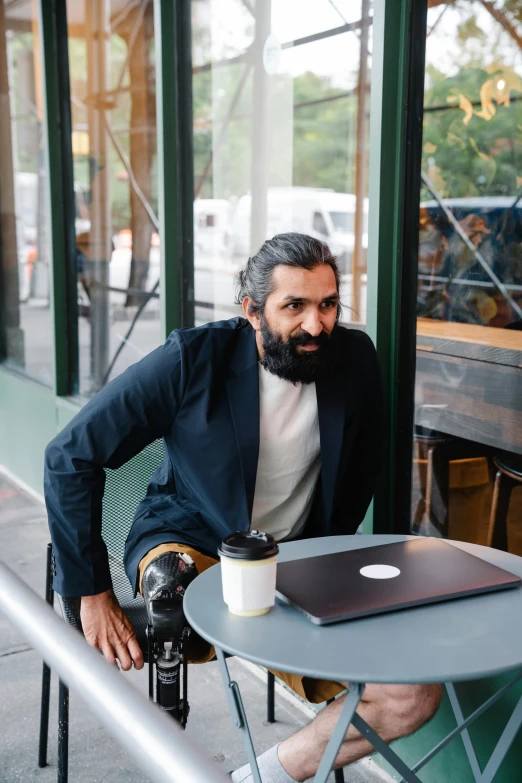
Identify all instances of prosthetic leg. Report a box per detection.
[142,551,198,727]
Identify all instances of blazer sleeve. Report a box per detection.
[44,330,186,597]
[332,331,383,533]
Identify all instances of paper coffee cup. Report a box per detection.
[218,531,279,616]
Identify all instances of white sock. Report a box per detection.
[231,743,298,783]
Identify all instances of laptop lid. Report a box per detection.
[275,538,521,625]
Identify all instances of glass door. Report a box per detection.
[411,1,522,553]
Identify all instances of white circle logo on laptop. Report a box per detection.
[360,565,401,580]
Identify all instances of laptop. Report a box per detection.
[275,538,521,625]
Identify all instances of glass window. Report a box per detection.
[66,1,161,397]
[329,210,355,234]
[411,2,522,555]
[312,211,329,236]
[0,1,53,386]
[191,0,371,326]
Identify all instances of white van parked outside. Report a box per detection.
[194,198,233,262]
[229,186,368,272]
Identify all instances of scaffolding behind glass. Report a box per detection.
[66,1,161,398]
[191,0,372,328]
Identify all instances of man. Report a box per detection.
[440,213,497,325]
[45,233,441,782]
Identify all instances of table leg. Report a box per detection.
[215,648,262,783]
[215,653,522,783]
[479,690,522,783]
[402,671,522,783]
[446,683,481,781]
[415,671,522,778]
[350,713,423,783]
[215,662,420,783]
[313,683,365,783]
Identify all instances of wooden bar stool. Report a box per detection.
[413,424,486,539]
[413,426,454,537]
[487,454,522,552]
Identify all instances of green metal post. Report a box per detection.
[0,2,21,366]
[38,0,78,396]
[154,0,195,339]
[365,0,412,533]
[176,0,195,329]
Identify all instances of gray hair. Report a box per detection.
[235,232,341,317]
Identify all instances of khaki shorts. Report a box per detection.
[139,543,345,704]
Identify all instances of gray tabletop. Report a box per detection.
[184,535,522,685]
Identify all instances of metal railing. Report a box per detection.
[0,560,229,783]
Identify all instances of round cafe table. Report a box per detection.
[184,535,522,783]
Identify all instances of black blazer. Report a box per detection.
[44,317,383,597]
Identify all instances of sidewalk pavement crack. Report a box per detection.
[0,643,33,658]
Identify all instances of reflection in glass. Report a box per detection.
[419,1,522,329]
[191,0,372,327]
[411,2,522,557]
[66,0,160,397]
[0,0,53,386]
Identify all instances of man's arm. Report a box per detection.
[44,331,186,668]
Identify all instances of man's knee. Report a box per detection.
[341,681,442,738]
[384,684,442,737]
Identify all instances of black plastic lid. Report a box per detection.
[218,531,279,561]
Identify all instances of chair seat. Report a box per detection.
[494,453,522,481]
[414,424,453,441]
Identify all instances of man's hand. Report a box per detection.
[81,589,144,671]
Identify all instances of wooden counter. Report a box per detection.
[415,318,522,454]
[416,318,522,367]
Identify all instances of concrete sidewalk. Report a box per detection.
[0,469,389,783]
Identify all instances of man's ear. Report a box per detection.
[241,297,261,332]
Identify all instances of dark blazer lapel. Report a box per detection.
[316,373,348,527]
[226,323,260,522]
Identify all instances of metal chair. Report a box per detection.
[38,439,276,781]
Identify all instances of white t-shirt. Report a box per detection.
[250,364,321,541]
